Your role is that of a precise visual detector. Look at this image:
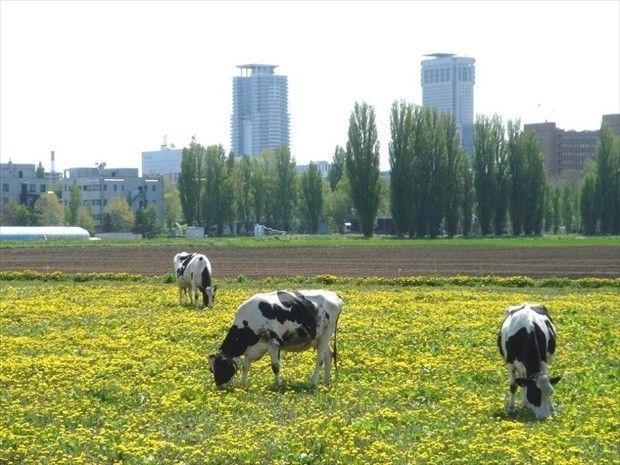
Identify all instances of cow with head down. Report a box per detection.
[498,303,561,420]
[173,252,216,309]
[209,289,343,389]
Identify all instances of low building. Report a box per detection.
[1,161,61,211]
[62,166,164,232]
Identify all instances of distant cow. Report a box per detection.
[209,290,343,389]
[498,303,561,419]
[173,252,216,309]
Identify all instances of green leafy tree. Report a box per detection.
[250,152,272,226]
[35,162,45,179]
[103,197,135,232]
[66,184,82,226]
[345,101,380,237]
[300,162,324,234]
[272,145,298,231]
[428,112,449,238]
[461,168,474,237]
[550,185,561,233]
[133,205,161,238]
[444,120,467,238]
[203,144,229,235]
[234,155,254,234]
[324,174,354,233]
[34,192,65,226]
[163,178,183,231]
[595,123,620,234]
[473,114,498,235]
[389,100,415,237]
[76,207,95,235]
[410,107,434,237]
[507,119,527,236]
[1,199,35,226]
[493,116,509,236]
[522,132,546,235]
[178,138,206,227]
[561,184,576,233]
[328,146,346,192]
[581,173,598,235]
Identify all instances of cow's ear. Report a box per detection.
[550,376,561,385]
[515,378,533,387]
[213,285,218,293]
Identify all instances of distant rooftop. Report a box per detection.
[236,64,279,77]
[424,53,457,59]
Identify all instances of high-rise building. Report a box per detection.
[230,64,290,157]
[421,53,475,157]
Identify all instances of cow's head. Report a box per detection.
[515,374,561,419]
[201,284,218,308]
[209,351,237,387]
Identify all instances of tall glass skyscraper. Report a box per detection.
[230,64,290,157]
[421,53,475,158]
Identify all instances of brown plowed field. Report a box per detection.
[1,245,618,279]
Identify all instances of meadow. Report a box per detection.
[1,276,618,464]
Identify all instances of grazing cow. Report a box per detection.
[173,252,216,309]
[498,303,561,419]
[209,290,343,389]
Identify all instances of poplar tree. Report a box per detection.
[345,101,381,237]
[389,100,415,237]
[300,162,324,233]
[272,145,298,231]
[473,114,498,235]
[595,123,619,234]
[328,146,346,192]
[178,139,206,227]
[507,120,527,236]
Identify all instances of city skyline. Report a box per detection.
[1,1,618,174]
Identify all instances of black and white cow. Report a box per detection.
[498,303,561,419]
[173,252,216,309]
[209,290,343,389]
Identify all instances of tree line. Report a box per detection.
[172,101,619,238]
[2,102,617,238]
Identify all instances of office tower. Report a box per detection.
[421,53,475,157]
[230,64,290,157]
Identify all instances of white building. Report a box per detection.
[62,166,164,232]
[421,53,475,158]
[142,145,183,180]
[231,64,290,157]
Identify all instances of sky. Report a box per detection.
[1,1,619,174]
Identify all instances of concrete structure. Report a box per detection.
[1,161,61,211]
[522,114,620,182]
[602,113,620,136]
[231,64,290,157]
[61,166,164,232]
[142,145,183,180]
[421,53,475,158]
[295,160,330,178]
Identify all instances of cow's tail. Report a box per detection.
[332,302,343,381]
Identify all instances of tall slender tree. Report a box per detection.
[461,168,474,237]
[328,146,346,192]
[473,114,498,235]
[345,101,381,237]
[388,100,415,237]
[203,144,229,235]
[595,123,620,235]
[507,119,527,236]
[178,138,206,227]
[428,112,448,237]
[522,132,546,235]
[492,116,509,236]
[272,145,298,231]
[300,162,324,233]
[444,118,467,238]
[234,156,254,233]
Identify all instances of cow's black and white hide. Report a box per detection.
[209,290,343,389]
[498,303,561,419]
[173,252,216,309]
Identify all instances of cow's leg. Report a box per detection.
[507,365,517,414]
[178,286,184,305]
[311,335,333,385]
[191,284,199,309]
[268,346,282,388]
[240,357,252,385]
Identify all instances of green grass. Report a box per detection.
[1,233,619,249]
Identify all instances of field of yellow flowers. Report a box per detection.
[1,278,618,464]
